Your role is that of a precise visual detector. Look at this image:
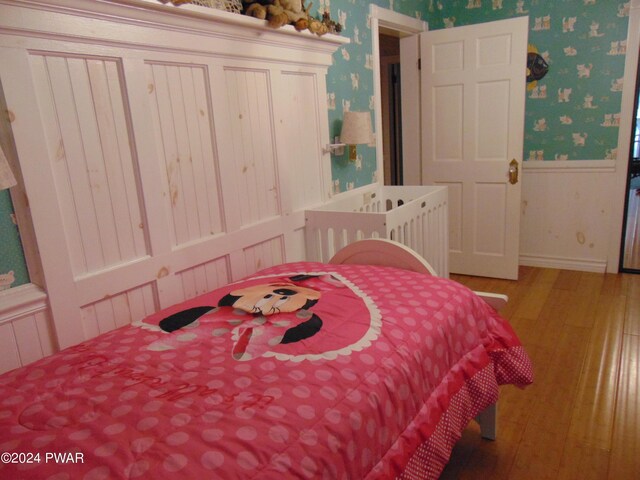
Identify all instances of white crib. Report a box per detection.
[305,185,449,277]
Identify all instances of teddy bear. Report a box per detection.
[243,1,268,20]
[243,0,307,29]
[242,0,342,36]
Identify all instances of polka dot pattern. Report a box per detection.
[0,263,532,480]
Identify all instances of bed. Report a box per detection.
[0,239,532,479]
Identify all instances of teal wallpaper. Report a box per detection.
[0,189,29,290]
[426,0,630,162]
[327,0,631,197]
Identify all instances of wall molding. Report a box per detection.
[0,283,48,325]
[519,254,607,273]
[0,282,56,374]
[369,5,429,34]
[523,160,616,174]
[0,0,349,66]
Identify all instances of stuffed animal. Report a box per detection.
[242,0,269,20]
[321,10,342,34]
[243,0,311,30]
[244,2,268,19]
[242,0,342,36]
[307,15,326,35]
[266,0,290,28]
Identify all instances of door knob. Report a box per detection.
[508,159,519,185]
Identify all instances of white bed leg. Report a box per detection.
[476,403,497,440]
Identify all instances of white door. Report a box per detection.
[420,17,528,280]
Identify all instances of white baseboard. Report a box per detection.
[519,254,607,273]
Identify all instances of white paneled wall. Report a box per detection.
[520,162,616,272]
[31,54,150,277]
[0,0,347,372]
[175,256,231,300]
[146,62,225,246]
[243,236,286,274]
[279,71,326,211]
[0,286,55,374]
[81,283,157,340]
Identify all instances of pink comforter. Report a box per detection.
[0,263,532,479]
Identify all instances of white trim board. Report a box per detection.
[523,160,616,174]
[519,254,607,274]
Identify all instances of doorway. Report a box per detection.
[620,62,640,273]
[379,33,402,186]
[369,5,427,187]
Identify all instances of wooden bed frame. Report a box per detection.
[329,238,502,440]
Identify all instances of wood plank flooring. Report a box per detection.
[440,267,640,480]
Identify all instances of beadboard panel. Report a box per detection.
[81,282,157,339]
[243,236,285,275]
[519,165,614,273]
[278,71,325,211]
[223,67,281,227]
[29,53,149,277]
[145,61,225,247]
[175,255,231,301]
[0,323,22,374]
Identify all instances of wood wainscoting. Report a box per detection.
[0,0,347,353]
[442,266,640,480]
[0,284,55,373]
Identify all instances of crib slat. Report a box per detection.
[305,186,449,276]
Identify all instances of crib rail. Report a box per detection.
[305,186,449,277]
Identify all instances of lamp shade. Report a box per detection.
[340,111,373,145]
[0,145,17,190]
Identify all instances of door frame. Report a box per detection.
[610,0,640,272]
[369,5,427,185]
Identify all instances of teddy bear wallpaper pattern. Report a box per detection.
[418,0,630,162]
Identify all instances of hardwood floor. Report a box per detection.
[440,267,640,480]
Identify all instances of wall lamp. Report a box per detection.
[324,111,373,162]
